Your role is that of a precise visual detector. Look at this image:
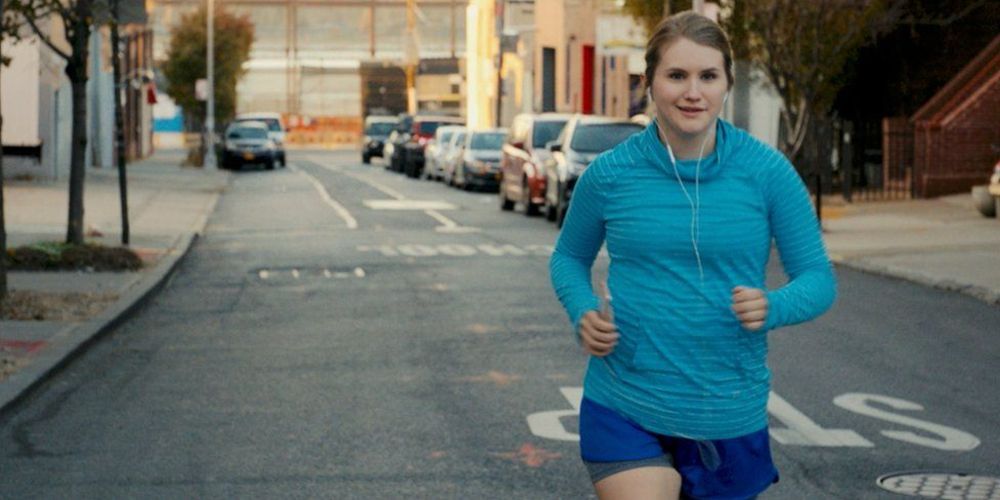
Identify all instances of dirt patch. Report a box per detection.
[6,242,143,271]
[1,290,119,321]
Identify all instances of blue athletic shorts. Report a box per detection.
[580,397,779,499]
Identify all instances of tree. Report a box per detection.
[622,0,692,37]
[162,5,253,137]
[1,0,22,302]
[7,0,108,245]
[723,0,904,164]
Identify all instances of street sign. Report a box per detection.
[195,78,208,101]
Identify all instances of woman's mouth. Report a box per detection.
[677,106,706,118]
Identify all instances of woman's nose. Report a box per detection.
[683,82,702,101]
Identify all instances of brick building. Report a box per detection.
[911,35,999,198]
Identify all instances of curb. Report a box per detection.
[0,232,201,416]
[833,257,1000,307]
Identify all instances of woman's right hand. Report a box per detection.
[578,310,618,357]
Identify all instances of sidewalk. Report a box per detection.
[821,194,1000,305]
[1,149,228,413]
[1,150,998,415]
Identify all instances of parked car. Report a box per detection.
[441,130,468,186]
[498,113,573,216]
[542,115,644,226]
[401,115,465,178]
[220,121,279,171]
[384,129,411,172]
[424,125,465,180]
[362,115,400,164]
[451,128,508,191]
[233,112,286,166]
[972,159,1000,218]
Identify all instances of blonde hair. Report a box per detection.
[644,12,734,90]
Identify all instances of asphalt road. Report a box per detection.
[1,150,997,499]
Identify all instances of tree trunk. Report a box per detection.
[111,0,130,245]
[1,99,7,303]
[66,60,89,245]
[1,0,8,302]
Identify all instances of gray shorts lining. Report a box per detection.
[583,454,675,484]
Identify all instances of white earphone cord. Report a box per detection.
[650,87,727,283]
[657,119,711,283]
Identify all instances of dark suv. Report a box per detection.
[361,115,400,164]
[401,115,465,178]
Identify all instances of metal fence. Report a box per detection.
[839,117,915,202]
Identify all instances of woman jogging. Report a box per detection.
[549,11,837,500]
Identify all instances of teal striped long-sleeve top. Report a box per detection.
[549,119,837,439]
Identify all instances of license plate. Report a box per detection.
[243,152,254,160]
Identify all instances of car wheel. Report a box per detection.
[266,159,276,170]
[362,154,371,164]
[546,186,559,221]
[499,180,514,211]
[556,198,568,228]
[523,178,540,216]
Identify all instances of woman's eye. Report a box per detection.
[701,73,718,81]
[668,72,685,80]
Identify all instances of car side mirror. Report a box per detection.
[547,141,562,153]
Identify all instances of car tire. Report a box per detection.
[499,180,515,211]
[523,178,540,216]
[972,185,996,218]
[546,186,559,221]
[362,154,371,164]
[556,191,568,228]
[266,159,276,170]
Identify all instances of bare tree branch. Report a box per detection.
[20,11,70,60]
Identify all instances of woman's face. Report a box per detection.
[649,37,729,139]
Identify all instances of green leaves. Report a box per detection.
[161,5,254,129]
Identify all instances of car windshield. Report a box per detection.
[239,118,281,132]
[366,122,396,135]
[532,120,568,147]
[452,133,466,146]
[469,133,505,150]
[438,131,454,144]
[570,123,644,153]
[228,127,268,140]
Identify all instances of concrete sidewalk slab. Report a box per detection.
[823,194,1000,305]
[1,149,227,414]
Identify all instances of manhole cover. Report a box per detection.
[877,472,1000,499]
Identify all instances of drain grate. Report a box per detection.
[877,472,1000,499]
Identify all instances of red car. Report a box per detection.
[498,113,572,215]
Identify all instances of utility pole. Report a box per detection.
[204,0,217,170]
[405,0,417,114]
[110,0,130,244]
[494,0,504,127]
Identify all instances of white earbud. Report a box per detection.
[647,87,653,103]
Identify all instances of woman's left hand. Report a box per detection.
[731,286,768,331]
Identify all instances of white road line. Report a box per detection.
[289,163,359,229]
[307,155,406,199]
[306,155,479,233]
